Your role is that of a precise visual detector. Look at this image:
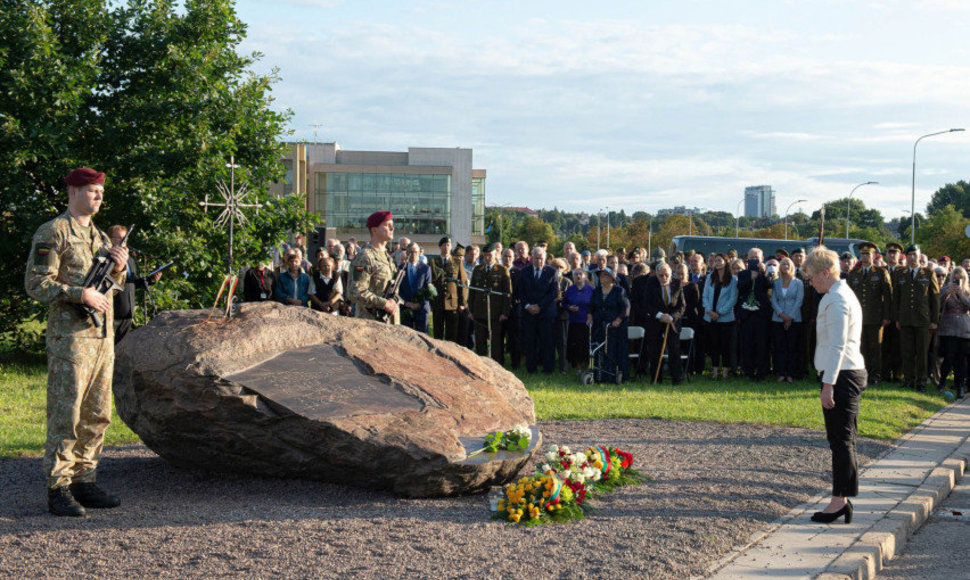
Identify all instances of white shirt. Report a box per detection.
[814,279,866,385]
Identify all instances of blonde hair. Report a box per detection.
[778,257,794,279]
[948,266,969,296]
[551,258,568,271]
[802,246,840,278]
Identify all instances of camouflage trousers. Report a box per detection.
[44,336,113,489]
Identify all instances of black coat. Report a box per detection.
[113,256,151,321]
[643,277,687,333]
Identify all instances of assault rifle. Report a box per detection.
[371,267,407,323]
[76,224,134,328]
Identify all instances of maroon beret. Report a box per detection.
[365,211,392,228]
[64,167,105,186]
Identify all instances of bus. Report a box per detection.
[669,236,875,259]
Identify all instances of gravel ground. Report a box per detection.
[0,419,891,579]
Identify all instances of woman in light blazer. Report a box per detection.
[770,257,804,383]
[702,253,738,379]
[803,247,867,524]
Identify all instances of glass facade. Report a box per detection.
[314,172,451,234]
[282,159,294,196]
[471,176,485,236]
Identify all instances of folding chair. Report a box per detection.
[661,326,695,383]
[627,326,645,377]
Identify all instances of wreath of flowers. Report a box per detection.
[492,444,646,526]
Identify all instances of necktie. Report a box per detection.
[913,268,918,280]
[663,285,669,305]
[535,269,540,280]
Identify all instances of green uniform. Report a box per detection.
[431,256,467,342]
[894,266,940,385]
[469,263,512,362]
[349,243,397,322]
[25,212,125,489]
[881,265,904,380]
[846,265,893,381]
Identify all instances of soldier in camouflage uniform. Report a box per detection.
[469,243,512,364]
[349,211,399,323]
[845,242,893,385]
[894,244,940,391]
[24,168,128,517]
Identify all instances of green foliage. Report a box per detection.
[514,215,558,249]
[1,0,316,336]
[916,205,970,259]
[927,181,970,218]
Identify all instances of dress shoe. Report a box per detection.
[48,487,86,517]
[69,482,121,509]
[810,500,852,524]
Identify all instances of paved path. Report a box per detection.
[877,476,970,579]
[706,399,970,580]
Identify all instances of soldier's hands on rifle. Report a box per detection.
[81,287,111,313]
[383,298,399,315]
[108,245,129,273]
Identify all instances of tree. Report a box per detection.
[926,181,970,218]
[915,205,970,259]
[1,0,316,341]
[514,216,558,250]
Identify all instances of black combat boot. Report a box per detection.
[48,486,86,517]
[69,482,121,509]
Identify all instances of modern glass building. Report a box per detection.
[271,143,486,252]
[744,185,776,218]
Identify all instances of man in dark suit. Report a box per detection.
[399,242,433,334]
[643,263,686,384]
[243,253,276,303]
[108,225,161,344]
[517,247,559,373]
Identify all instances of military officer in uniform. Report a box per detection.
[431,239,468,343]
[469,243,512,364]
[882,242,905,382]
[894,244,940,391]
[845,243,893,385]
[348,211,398,323]
[25,168,128,517]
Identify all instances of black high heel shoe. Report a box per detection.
[811,499,852,524]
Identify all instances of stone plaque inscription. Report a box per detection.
[227,344,423,420]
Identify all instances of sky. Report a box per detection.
[234,0,970,219]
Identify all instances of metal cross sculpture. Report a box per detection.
[199,155,263,319]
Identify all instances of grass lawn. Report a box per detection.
[520,370,949,441]
[0,352,139,458]
[1,343,950,457]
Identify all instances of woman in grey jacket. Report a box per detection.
[938,266,970,398]
[770,257,804,383]
[804,246,867,524]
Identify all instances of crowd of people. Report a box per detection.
[242,231,970,397]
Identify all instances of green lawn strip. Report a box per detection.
[0,357,139,458]
[520,372,949,441]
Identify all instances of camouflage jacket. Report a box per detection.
[349,242,397,319]
[25,212,125,339]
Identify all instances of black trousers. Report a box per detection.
[940,336,970,389]
[822,369,867,497]
[553,316,569,372]
[739,314,770,379]
[771,321,801,378]
[113,317,134,345]
[647,322,681,382]
[505,312,521,369]
[521,312,555,373]
[432,305,445,340]
[708,321,734,369]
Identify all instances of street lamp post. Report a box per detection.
[911,128,964,244]
[606,206,611,249]
[846,181,878,239]
[784,199,807,240]
[735,198,744,238]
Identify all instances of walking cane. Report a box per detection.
[653,321,672,385]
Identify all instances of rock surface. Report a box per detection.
[113,302,539,497]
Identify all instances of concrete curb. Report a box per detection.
[705,399,970,579]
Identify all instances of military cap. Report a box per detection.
[438,236,452,247]
[482,242,495,253]
[904,243,920,255]
[652,247,666,259]
[581,250,591,256]
[775,248,789,258]
[64,167,105,186]
[451,243,465,257]
[885,242,904,253]
[840,251,854,260]
[858,242,878,255]
[791,247,806,255]
[939,255,950,263]
[365,211,392,228]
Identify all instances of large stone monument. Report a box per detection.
[113,302,539,497]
